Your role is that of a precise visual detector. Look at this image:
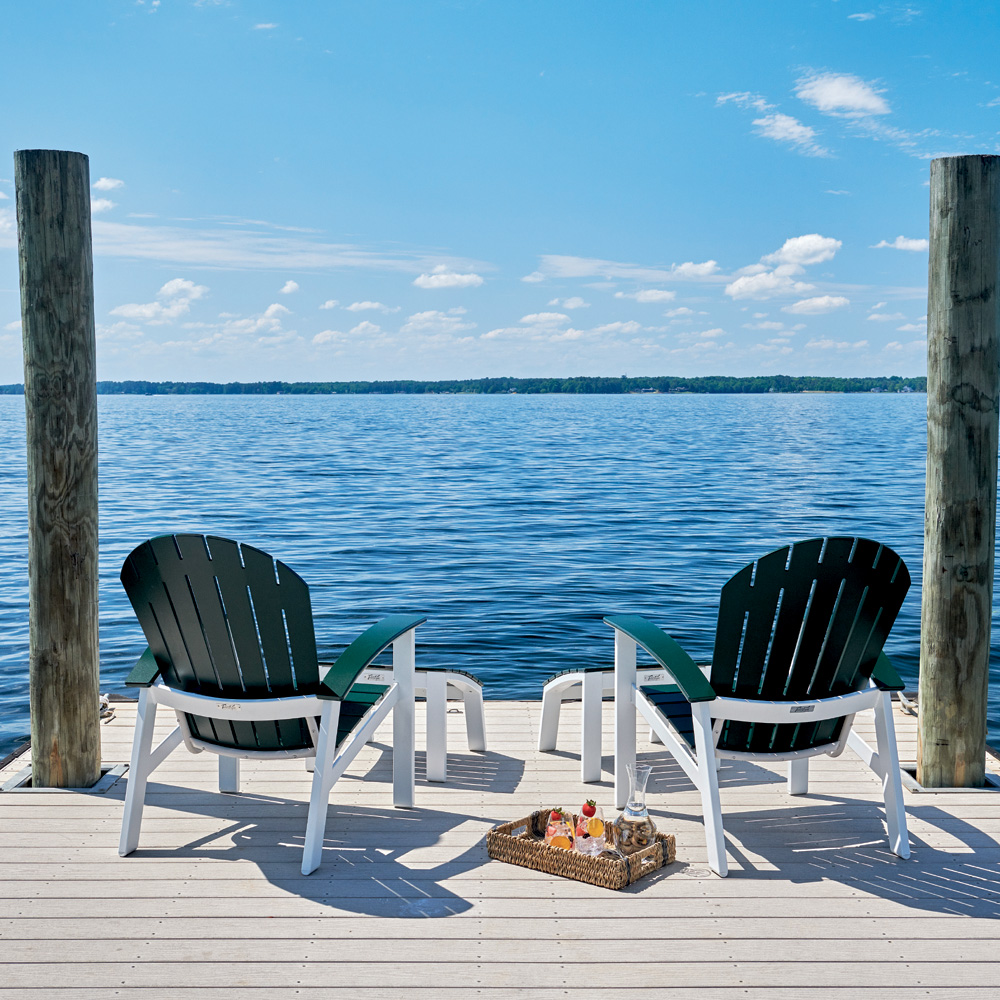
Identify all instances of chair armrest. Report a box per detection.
[870,651,906,691]
[125,647,162,687]
[603,614,716,703]
[319,614,428,700]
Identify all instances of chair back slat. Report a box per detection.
[173,535,245,691]
[199,537,270,691]
[710,537,910,755]
[120,534,321,753]
[121,535,222,693]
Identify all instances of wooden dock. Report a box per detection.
[2,698,999,998]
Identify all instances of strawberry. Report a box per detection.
[550,808,563,822]
[581,799,597,818]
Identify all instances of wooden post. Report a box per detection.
[15,150,101,788]
[919,154,1000,788]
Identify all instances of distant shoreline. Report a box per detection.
[0,376,927,396]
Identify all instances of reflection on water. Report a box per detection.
[0,391,993,756]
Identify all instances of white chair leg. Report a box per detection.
[614,634,637,810]
[537,684,564,751]
[874,691,910,858]
[219,755,240,793]
[392,630,415,808]
[788,757,809,795]
[649,726,663,744]
[119,690,158,857]
[301,700,341,876]
[425,670,448,783]
[581,670,603,783]
[463,685,487,752]
[692,702,727,877]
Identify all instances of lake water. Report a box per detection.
[2,391,997,759]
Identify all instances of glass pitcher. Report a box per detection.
[612,762,657,856]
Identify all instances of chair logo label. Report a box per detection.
[790,705,814,713]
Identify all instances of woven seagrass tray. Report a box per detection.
[486,809,675,890]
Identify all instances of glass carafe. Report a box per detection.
[612,762,657,856]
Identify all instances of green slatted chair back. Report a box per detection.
[121,534,320,753]
[710,537,910,755]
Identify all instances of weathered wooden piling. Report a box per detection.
[920,154,1000,788]
[15,149,101,788]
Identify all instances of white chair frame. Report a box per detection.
[119,630,417,876]
[611,627,910,878]
[358,667,487,781]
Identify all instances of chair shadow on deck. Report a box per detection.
[116,744,525,918]
[605,751,1000,916]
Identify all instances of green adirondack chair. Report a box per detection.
[117,534,425,875]
[609,537,912,876]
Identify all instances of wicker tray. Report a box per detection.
[486,809,675,890]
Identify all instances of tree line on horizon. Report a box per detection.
[0,374,927,396]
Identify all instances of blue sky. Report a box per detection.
[2,1,999,382]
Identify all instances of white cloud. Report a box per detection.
[93,177,124,191]
[400,309,475,335]
[110,278,208,323]
[521,271,546,283]
[796,72,890,117]
[671,260,720,278]
[520,312,569,326]
[0,191,9,200]
[413,264,483,289]
[91,198,116,214]
[806,337,870,350]
[280,280,299,294]
[848,12,875,21]
[872,235,929,251]
[346,300,400,313]
[533,254,722,284]
[726,234,841,301]
[826,189,851,196]
[349,320,381,337]
[782,295,850,315]
[615,289,677,303]
[726,270,815,300]
[319,299,338,309]
[665,307,695,317]
[90,218,486,276]
[312,329,342,345]
[593,320,642,335]
[764,234,842,267]
[897,322,926,332]
[717,92,774,112]
[753,113,830,157]
[744,320,786,330]
[548,296,590,309]
[4,320,21,331]
[868,311,907,322]
[254,23,278,30]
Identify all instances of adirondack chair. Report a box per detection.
[117,534,425,875]
[609,537,911,877]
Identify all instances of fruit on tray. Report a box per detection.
[574,799,606,856]
[543,808,575,849]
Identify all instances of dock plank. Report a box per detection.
[2,700,1000,996]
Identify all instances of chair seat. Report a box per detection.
[182,682,391,754]
[638,684,694,748]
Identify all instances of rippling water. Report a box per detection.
[2,391,997,757]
